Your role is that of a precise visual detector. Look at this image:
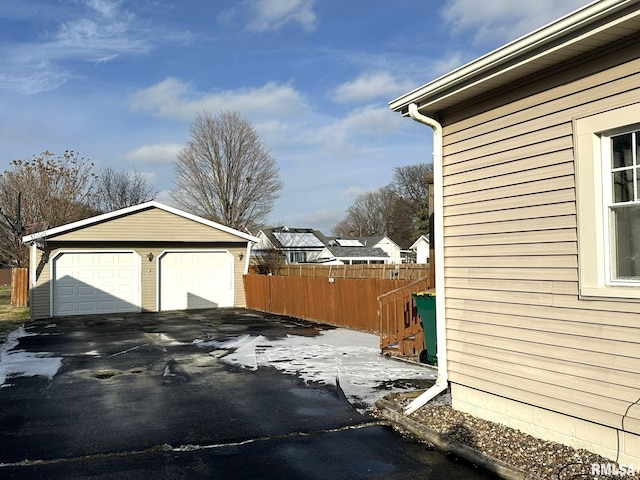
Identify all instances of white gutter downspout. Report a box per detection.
[405,103,448,415]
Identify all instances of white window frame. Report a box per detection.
[602,128,640,285]
[575,102,640,299]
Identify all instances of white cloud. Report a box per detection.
[340,186,368,199]
[246,0,317,33]
[0,0,151,94]
[331,72,415,104]
[0,62,70,95]
[125,143,183,164]
[314,105,404,149]
[128,77,308,121]
[442,0,589,44]
[296,208,345,229]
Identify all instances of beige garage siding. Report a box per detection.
[438,44,640,432]
[52,208,242,243]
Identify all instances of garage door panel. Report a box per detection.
[53,252,140,316]
[159,251,233,311]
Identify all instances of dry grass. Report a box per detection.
[0,284,29,342]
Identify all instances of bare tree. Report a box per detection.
[332,187,398,237]
[391,163,432,236]
[0,150,98,266]
[172,111,282,231]
[332,163,433,248]
[92,166,155,213]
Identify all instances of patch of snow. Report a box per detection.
[0,328,63,388]
[220,328,436,410]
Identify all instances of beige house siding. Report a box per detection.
[51,208,242,243]
[438,42,640,439]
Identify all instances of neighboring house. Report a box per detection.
[254,227,329,264]
[409,235,430,264]
[22,201,257,319]
[355,236,402,263]
[390,0,640,464]
[316,239,391,265]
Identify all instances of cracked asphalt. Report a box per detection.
[0,308,498,479]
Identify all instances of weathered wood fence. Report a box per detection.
[244,273,422,333]
[0,268,11,285]
[379,276,432,357]
[252,263,430,280]
[11,268,28,307]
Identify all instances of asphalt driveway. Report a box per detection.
[0,309,498,479]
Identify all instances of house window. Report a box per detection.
[288,251,307,263]
[606,130,640,282]
[575,103,640,299]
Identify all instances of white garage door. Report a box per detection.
[53,252,140,316]
[159,251,233,311]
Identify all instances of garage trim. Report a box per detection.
[49,249,142,317]
[156,249,234,312]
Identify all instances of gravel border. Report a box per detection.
[374,391,640,480]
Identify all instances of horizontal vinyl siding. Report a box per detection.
[441,49,640,433]
[51,208,243,243]
[30,249,51,319]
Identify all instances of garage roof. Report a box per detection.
[22,201,259,244]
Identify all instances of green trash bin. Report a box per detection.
[411,292,437,366]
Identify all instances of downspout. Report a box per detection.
[405,103,448,415]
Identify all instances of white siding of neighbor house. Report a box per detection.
[438,43,640,434]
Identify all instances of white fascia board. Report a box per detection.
[22,200,259,244]
[389,0,637,112]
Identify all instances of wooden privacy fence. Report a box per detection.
[255,263,430,280]
[379,276,432,357]
[11,268,28,308]
[244,273,423,333]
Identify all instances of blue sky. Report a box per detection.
[0,0,588,233]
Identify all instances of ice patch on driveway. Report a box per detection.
[220,328,436,410]
[0,328,63,388]
[194,334,254,350]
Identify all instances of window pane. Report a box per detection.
[611,204,640,280]
[612,133,633,168]
[613,169,634,203]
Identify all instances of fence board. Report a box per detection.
[244,273,424,333]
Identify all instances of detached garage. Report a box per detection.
[22,201,258,319]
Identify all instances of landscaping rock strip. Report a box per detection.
[375,391,640,480]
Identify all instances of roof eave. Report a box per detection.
[389,0,639,114]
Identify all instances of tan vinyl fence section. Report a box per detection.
[244,273,423,333]
[255,263,430,280]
